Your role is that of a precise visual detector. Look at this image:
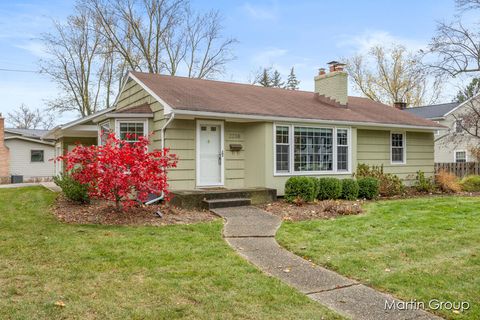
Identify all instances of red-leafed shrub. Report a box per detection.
[55,133,178,211]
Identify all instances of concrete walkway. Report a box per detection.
[212,206,442,320]
[0,182,61,192]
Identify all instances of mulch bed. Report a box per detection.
[261,191,480,222]
[52,195,217,226]
[259,199,364,221]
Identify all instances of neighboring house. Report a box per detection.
[405,98,479,163]
[0,116,56,183]
[44,62,442,195]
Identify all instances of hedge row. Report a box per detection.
[285,176,379,203]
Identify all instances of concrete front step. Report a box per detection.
[171,188,276,209]
[202,198,251,209]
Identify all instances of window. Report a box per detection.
[116,120,146,142]
[275,126,290,172]
[455,120,463,133]
[274,125,350,174]
[99,121,110,146]
[337,129,349,171]
[455,151,467,163]
[294,127,333,172]
[31,150,44,162]
[391,133,405,164]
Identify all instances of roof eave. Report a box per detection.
[171,109,444,130]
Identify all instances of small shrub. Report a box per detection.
[53,173,89,203]
[435,170,461,193]
[309,177,321,199]
[356,163,404,196]
[317,178,342,200]
[415,170,435,193]
[357,177,379,199]
[341,179,359,200]
[460,175,480,192]
[284,176,317,203]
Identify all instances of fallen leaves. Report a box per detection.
[54,300,66,308]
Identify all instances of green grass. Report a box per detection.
[277,196,480,320]
[0,187,342,320]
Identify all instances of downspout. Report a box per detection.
[146,112,175,205]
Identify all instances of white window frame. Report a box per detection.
[390,131,407,165]
[30,150,45,163]
[454,150,467,163]
[114,119,148,142]
[273,123,352,176]
[98,120,111,146]
[454,119,463,134]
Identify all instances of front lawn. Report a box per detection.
[277,196,480,320]
[0,187,342,319]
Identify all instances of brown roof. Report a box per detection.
[131,72,441,128]
[113,103,153,114]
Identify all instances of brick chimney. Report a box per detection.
[393,102,407,110]
[0,113,10,183]
[314,61,348,106]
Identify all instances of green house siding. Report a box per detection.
[161,119,247,190]
[357,129,434,182]
[105,79,436,192]
[115,79,165,146]
[260,122,355,195]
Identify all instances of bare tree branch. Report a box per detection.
[40,3,121,116]
[87,0,236,79]
[345,44,442,107]
[6,104,56,130]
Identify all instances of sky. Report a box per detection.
[0,0,461,126]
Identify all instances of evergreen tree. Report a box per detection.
[286,67,300,90]
[271,70,285,88]
[455,78,480,103]
[256,68,273,87]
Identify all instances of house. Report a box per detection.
[44,62,442,195]
[0,114,56,183]
[405,97,479,163]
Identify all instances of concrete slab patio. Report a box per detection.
[212,206,443,320]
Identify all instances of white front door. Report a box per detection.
[197,121,224,186]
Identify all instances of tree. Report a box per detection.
[285,67,300,90]
[423,0,480,77]
[455,78,480,103]
[252,67,288,88]
[345,44,442,107]
[254,68,273,87]
[271,70,284,88]
[87,0,236,78]
[7,104,55,130]
[40,3,121,117]
[56,133,178,211]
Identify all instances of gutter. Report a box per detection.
[146,112,175,205]
[161,112,175,149]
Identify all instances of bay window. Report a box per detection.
[275,126,290,172]
[337,129,349,171]
[275,124,350,174]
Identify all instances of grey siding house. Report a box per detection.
[406,98,479,163]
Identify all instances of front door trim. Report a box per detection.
[196,119,225,187]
